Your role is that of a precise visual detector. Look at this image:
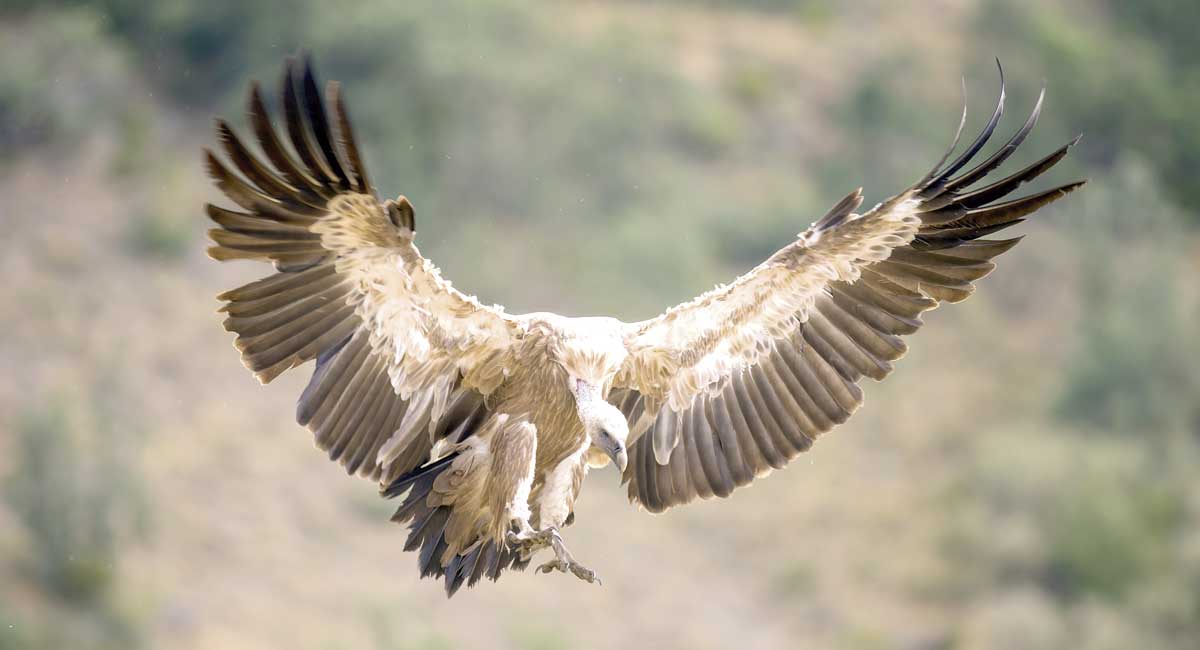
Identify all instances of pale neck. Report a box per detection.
[571,378,601,403]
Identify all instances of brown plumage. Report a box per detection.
[204,56,1084,596]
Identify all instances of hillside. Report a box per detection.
[2,2,1198,649]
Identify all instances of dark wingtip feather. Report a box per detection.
[245,78,328,200]
[282,55,333,186]
[202,148,218,178]
[912,219,1027,250]
[300,56,352,190]
[944,84,1046,193]
[935,236,1026,261]
[917,79,970,187]
[1006,178,1087,211]
[329,80,371,193]
[921,179,1083,248]
[381,452,460,499]
[923,61,1006,194]
[944,136,1082,211]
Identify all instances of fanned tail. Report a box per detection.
[384,455,530,597]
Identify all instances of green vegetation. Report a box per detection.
[1,1,1198,648]
[1045,471,1184,601]
[3,390,147,649]
[122,164,198,262]
[8,405,117,603]
[0,9,133,152]
[1055,162,1200,437]
[977,0,1200,215]
[123,212,193,262]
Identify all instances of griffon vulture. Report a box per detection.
[204,57,1083,596]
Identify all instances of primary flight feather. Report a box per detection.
[205,56,1083,596]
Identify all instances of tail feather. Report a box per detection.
[385,453,526,597]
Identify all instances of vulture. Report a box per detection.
[204,56,1084,596]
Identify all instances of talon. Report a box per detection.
[572,565,601,585]
[526,528,602,585]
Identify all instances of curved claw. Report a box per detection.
[537,558,602,585]
[522,527,603,585]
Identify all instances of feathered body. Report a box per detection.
[204,57,1084,596]
[483,314,628,531]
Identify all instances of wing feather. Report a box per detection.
[616,66,1085,512]
[206,58,518,484]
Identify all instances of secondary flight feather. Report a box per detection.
[205,56,1083,596]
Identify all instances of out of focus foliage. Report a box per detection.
[14,0,1200,220]
[1,1,1197,649]
[1055,162,1200,437]
[976,0,1200,213]
[3,379,147,649]
[0,9,133,151]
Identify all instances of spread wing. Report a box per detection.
[206,57,519,485]
[614,67,1085,513]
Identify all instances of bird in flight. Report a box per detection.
[205,56,1083,596]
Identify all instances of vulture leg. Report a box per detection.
[534,528,601,585]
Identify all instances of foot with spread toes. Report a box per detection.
[508,527,601,585]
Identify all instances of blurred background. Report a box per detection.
[2,1,1198,648]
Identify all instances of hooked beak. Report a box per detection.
[609,448,628,474]
[608,445,628,473]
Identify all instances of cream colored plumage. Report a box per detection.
[205,57,1083,596]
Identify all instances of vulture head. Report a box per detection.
[571,379,630,472]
